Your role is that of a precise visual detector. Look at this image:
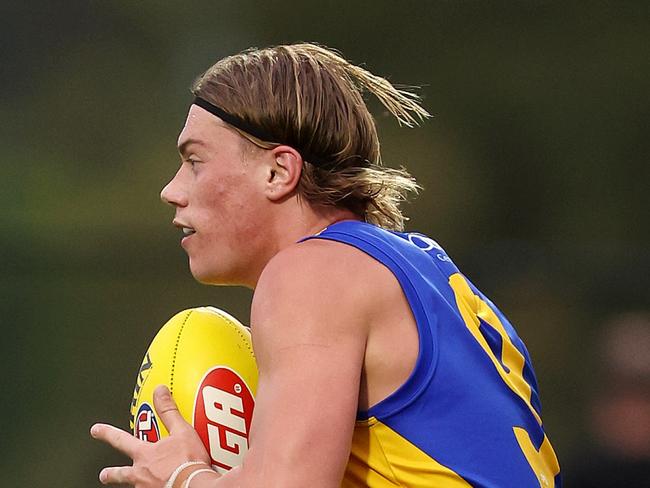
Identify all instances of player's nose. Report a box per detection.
[160,171,187,207]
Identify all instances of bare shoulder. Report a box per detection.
[253,236,420,412]
[252,237,393,330]
[263,237,379,277]
[250,238,394,365]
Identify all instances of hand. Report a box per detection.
[91,385,211,487]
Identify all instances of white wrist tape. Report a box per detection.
[164,461,208,488]
[182,468,216,488]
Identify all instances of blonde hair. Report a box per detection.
[192,43,430,230]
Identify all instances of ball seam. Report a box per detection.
[170,309,193,395]
[214,311,255,358]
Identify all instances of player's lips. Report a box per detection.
[173,220,196,245]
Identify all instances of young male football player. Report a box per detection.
[92,43,561,487]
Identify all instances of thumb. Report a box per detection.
[153,385,190,435]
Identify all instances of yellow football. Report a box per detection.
[129,307,258,473]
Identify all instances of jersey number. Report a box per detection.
[449,273,560,487]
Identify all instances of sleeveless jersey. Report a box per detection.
[302,221,560,488]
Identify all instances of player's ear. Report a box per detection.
[264,145,303,201]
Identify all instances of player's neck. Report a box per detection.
[247,203,360,288]
[301,205,361,239]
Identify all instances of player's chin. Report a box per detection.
[189,262,214,284]
[189,260,230,286]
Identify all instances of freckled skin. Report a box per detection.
[161,106,274,287]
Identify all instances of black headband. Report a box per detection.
[192,96,330,167]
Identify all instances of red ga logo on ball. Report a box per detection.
[135,402,160,443]
[193,367,255,473]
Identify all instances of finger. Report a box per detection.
[153,385,190,434]
[91,423,141,458]
[99,466,135,485]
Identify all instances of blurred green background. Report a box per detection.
[2,1,648,486]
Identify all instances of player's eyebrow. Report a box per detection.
[177,138,205,155]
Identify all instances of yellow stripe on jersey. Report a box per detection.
[342,417,472,488]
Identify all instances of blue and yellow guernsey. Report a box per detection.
[303,221,560,488]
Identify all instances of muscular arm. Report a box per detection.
[236,239,370,486]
